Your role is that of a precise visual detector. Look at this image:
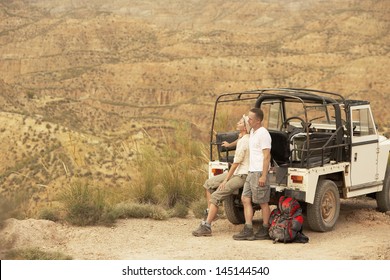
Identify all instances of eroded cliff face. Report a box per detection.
[0,0,389,210]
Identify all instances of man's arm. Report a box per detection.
[259,148,271,187]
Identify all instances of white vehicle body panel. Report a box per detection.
[350,142,378,184]
[378,136,390,179]
[272,163,348,204]
[208,161,229,179]
[350,104,379,186]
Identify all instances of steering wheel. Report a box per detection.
[281,116,308,131]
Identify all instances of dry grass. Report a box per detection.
[110,202,169,220]
[26,121,210,226]
[130,122,208,209]
[0,189,31,228]
[4,248,72,260]
[59,181,113,226]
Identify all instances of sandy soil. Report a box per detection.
[1,197,389,260]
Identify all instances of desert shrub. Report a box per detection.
[158,163,204,208]
[190,198,208,219]
[98,209,117,226]
[131,145,160,204]
[26,91,34,99]
[38,207,61,222]
[0,198,16,227]
[59,181,109,226]
[110,202,168,220]
[4,248,72,260]
[169,202,189,218]
[189,198,225,220]
[131,122,207,209]
[0,190,31,227]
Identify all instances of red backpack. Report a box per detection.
[268,196,308,243]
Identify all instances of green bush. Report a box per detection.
[131,121,207,210]
[131,144,160,204]
[59,181,109,226]
[0,191,31,228]
[190,198,208,219]
[169,202,189,218]
[4,248,72,260]
[38,207,61,222]
[110,202,168,220]
[158,162,203,208]
[0,198,14,228]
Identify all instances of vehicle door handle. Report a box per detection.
[354,153,357,162]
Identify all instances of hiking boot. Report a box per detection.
[192,222,212,237]
[233,225,254,240]
[254,226,270,240]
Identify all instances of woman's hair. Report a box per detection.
[242,115,250,133]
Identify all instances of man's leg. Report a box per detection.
[243,195,254,225]
[260,202,270,225]
[232,195,255,240]
[233,174,255,240]
[253,177,271,240]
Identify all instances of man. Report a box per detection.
[233,107,272,240]
[192,115,250,236]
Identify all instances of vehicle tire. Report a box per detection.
[376,166,390,212]
[307,179,340,232]
[224,194,245,224]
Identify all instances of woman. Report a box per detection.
[192,115,250,237]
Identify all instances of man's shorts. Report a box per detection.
[242,171,270,204]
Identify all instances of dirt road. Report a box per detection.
[1,197,389,260]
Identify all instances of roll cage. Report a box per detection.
[210,88,354,168]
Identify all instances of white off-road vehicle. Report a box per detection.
[209,88,390,232]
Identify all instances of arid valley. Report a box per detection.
[0,0,390,260]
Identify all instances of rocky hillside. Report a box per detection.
[0,0,389,213]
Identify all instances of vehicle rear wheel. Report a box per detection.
[224,194,245,224]
[307,179,340,232]
[376,166,390,212]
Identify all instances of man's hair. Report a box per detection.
[250,108,264,121]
